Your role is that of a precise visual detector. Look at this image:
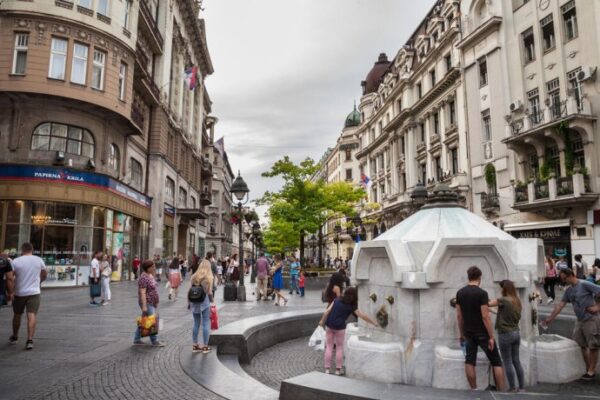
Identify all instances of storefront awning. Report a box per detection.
[177,208,209,220]
[503,219,570,232]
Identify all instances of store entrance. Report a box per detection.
[510,226,572,267]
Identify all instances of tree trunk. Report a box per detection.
[299,231,305,267]
[318,226,323,268]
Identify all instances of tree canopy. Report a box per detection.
[259,156,364,258]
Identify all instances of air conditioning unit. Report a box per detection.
[509,100,523,112]
[577,66,597,82]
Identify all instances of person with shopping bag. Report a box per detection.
[89,251,102,306]
[188,260,214,353]
[133,260,164,347]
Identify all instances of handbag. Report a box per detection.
[210,304,219,330]
[308,326,325,351]
[90,281,101,297]
[188,284,206,303]
[136,314,158,337]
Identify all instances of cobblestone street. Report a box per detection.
[0,280,323,400]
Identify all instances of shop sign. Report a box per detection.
[164,203,175,216]
[511,227,570,241]
[0,165,152,207]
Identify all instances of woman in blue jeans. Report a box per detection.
[189,260,214,353]
[489,280,524,392]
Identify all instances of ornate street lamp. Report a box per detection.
[334,224,342,259]
[230,171,249,301]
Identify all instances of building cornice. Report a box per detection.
[456,16,502,50]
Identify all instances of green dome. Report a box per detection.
[344,105,361,128]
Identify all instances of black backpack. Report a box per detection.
[188,284,206,303]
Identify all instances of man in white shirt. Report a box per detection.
[9,242,47,350]
[89,251,102,306]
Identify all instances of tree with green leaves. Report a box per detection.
[258,156,365,265]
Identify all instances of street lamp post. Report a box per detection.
[334,224,342,259]
[250,222,260,283]
[230,171,249,301]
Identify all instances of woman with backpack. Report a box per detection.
[189,260,214,353]
[319,286,378,375]
[489,280,524,393]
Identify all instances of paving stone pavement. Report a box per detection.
[242,336,323,390]
[0,278,325,400]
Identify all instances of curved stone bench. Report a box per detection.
[180,308,323,400]
[208,308,323,364]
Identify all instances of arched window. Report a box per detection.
[108,143,120,172]
[31,122,95,158]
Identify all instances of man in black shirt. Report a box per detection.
[456,266,505,391]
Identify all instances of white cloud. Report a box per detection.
[203,0,434,213]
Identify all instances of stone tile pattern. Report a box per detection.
[243,337,323,390]
[0,281,324,400]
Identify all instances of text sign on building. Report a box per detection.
[0,165,152,207]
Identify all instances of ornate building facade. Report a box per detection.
[0,0,216,285]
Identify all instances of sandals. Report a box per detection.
[192,344,203,353]
[202,346,212,354]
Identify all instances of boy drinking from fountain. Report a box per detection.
[319,286,378,375]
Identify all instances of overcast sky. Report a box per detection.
[203,0,433,217]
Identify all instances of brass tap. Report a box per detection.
[369,293,377,302]
[386,295,394,305]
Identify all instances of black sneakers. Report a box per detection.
[25,340,33,350]
[9,336,18,344]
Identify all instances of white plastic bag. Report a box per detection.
[308,326,325,351]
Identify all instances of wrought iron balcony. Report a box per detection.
[139,0,164,52]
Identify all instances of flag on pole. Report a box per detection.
[184,66,198,90]
[214,137,224,156]
[360,173,371,189]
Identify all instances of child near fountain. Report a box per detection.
[318,286,378,375]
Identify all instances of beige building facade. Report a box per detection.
[0,0,216,285]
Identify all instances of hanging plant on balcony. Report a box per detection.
[557,121,575,175]
[484,164,496,190]
[228,209,244,225]
[538,159,551,184]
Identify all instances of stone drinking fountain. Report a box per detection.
[347,184,585,389]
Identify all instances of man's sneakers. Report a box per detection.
[25,340,33,350]
[89,301,100,306]
[9,336,18,344]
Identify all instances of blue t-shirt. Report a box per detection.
[326,298,357,330]
[290,262,300,276]
[561,280,600,321]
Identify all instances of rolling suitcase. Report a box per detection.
[224,281,237,301]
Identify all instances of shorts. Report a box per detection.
[464,335,503,367]
[13,294,41,315]
[573,315,600,349]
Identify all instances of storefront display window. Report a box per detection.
[0,200,148,287]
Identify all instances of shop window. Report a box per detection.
[130,158,143,190]
[71,43,88,85]
[562,1,578,41]
[31,122,95,158]
[541,14,555,52]
[12,33,28,75]
[92,50,106,90]
[478,57,488,87]
[522,27,535,63]
[108,143,120,173]
[49,37,67,80]
[93,207,105,227]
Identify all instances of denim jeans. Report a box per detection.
[134,304,158,344]
[289,275,299,293]
[192,307,211,346]
[498,330,525,390]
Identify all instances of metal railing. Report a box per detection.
[514,186,528,203]
[557,176,574,196]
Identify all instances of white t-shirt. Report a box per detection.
[90,258,100,278]
[12,255,46,297]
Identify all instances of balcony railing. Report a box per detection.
[528,110,544,127]
[139,0,164,50]
[551,100,568,121]
[534,181,549,200]
[557,176,574,196]
[131,103,145,129]
[514,185,529,203]
[481,192,500,209]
